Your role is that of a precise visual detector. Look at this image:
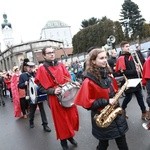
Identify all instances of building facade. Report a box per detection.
[0,39,64,71]
[40,20,72,48]
[0,18,75,71]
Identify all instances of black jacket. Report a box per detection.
[85,72,128,140]
[120,52,141,93]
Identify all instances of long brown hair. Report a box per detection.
[86,48,112,81]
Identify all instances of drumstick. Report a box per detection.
[63,76,80,87]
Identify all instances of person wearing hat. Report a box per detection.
[18,61,51,132]
[20,58,30,73]
[18,61,32,119]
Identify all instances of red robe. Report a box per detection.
[74,77,118,110]
[115,55,133,72]
[115,56,132,72]
[115,56,126,72]
[142,56,150,85]
[35,63,79,140]
[11,73,22,117]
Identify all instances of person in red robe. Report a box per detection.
[74,48,129,150]
[34,47,79,150]
[142,55,150,130]
[115,41,147,120]
[11,66,22,117]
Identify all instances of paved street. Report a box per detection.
[0,90,150,150]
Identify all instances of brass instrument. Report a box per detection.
[94,75,128,128]
[131,49,143,77]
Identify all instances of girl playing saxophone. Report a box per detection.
[74,47,129,150]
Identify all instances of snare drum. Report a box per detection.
[29,78,47,104]
[57,82,79,107]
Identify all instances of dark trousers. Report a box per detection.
[97,135,128,150]
[0,89,5,105]
[3,88,7,97]
[7,88,12,98]
[20,98,29,115]
[122,90,146,113]
[29,102,48,126]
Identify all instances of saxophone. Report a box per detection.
[94,76,128,128]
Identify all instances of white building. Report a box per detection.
[40,20,72,48]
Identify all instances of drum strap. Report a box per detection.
[43,64,64,103]
[43,64,61,87]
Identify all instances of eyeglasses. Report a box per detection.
[45,51,55,55]
[28,66,35,68]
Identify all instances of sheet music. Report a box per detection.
[127,78,142,88]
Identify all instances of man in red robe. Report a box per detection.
[35,47,79,150]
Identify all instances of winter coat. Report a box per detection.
[75,72,128,140]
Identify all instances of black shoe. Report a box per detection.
[61,146,69,150]
[43,125,51,132]
[68,137,78,146]
[2,101,5,106]
[60,140,69,150]
[96,145,100,150]
[30,124,34,128]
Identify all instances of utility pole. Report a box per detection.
[30,43,38,65]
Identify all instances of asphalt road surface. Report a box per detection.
[0,90,150,150]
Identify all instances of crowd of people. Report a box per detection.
[0,43,150,150]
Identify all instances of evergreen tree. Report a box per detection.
[113,21,124,44]
[73,17,124,54]
[81,17,99,28]
[141,23,150,39]
[120,0,145,40]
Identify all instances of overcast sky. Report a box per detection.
[0,0,149,46]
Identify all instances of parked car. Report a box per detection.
[141,49,150,59]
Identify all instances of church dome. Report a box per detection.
[43,20,70,29]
